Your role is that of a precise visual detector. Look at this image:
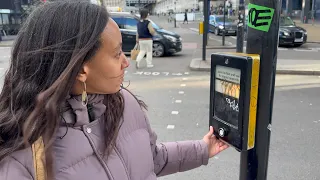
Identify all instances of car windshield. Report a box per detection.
[216,17,234,23]
[280,17,295,26]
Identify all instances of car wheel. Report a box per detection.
[214,28,219,35]
[153,42,165,57]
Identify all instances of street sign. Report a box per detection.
[247,3,275,32]
[210,52,260,151]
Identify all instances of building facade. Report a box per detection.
[154,0,199,13]
[104,0,126,8]
[153,0,238,14]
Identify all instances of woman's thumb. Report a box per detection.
[205,126,214,137]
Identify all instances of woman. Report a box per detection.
[135,9,156,69]
[0,1,229,180]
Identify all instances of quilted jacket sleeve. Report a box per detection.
[0,156,33,180]
[144,113,209,177]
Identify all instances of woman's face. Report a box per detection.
[74,18,129,95]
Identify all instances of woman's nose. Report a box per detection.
[122,54,129,69]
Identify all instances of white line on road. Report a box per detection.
[175,100,182,103]
[178,91,185,94]
[182,78,188,81]
[171,111,179,115]
[189,28,199,32]
[293,48,318,52]
[180,84,186,87]
[184,72,189,75]
[167,125,175,129]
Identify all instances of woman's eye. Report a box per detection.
[116,51,122,58]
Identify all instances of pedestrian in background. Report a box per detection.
[136,9,156,69]
[183,9,188,24]
[0,1,229,180]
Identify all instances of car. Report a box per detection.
[110,12,182,57]
[278,16,307,47]
[244,15,307,47]
[209,15,237,36]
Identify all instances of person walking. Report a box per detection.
[0,1,229,180]
[183,9,188,24]
[136,9,156,69]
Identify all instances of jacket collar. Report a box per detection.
[61,94,106,127]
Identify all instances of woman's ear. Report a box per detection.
[76,64,90,83]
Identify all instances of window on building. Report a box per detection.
[124,18,138,30]
[1,14,9,25]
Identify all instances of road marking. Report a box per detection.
[167,125,175,129]
[182,78,188,81]
[293,48,318,52]
[184,72,189,75]
[171,111,179,115]
[278,47,288,51]
[189,28,199,32]
[180,84,186,87]
[230,36,236,39]
[175,100,182,103]
[178,91,184,94]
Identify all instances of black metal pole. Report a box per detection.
[222,0,226,46]
[202,0,209,60]
[240,0,281,179]
[236,0,245,53]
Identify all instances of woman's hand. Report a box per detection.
[203,126,229,158]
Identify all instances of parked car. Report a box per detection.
[244,15,307,47]
[209,15,237,36]
[110,12,182,57]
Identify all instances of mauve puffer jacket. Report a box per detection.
[0,89,209,180]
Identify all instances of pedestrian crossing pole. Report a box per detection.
[239,0,281,179]
[236,0,245,53]
[202,0,209,60]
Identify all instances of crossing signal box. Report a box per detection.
[209,52,260,151]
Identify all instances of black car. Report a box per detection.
[244,16,307,47]
[278,16,307,47]
[209,15,237,36]
[110,12,182,57]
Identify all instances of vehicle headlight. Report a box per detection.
[163,35,177,42]
[283,31,290,36]
[304,31,307,35]
[219,25,224,29]
[179,37,182,41]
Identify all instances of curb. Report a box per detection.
[276,69,320,75]
[189,65,320,75]
[189,58,320,76]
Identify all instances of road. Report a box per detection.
[0,16,320,180]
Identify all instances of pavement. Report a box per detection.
[294,21,320,43]
[1,15,320,179]
[0,35,16,47]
